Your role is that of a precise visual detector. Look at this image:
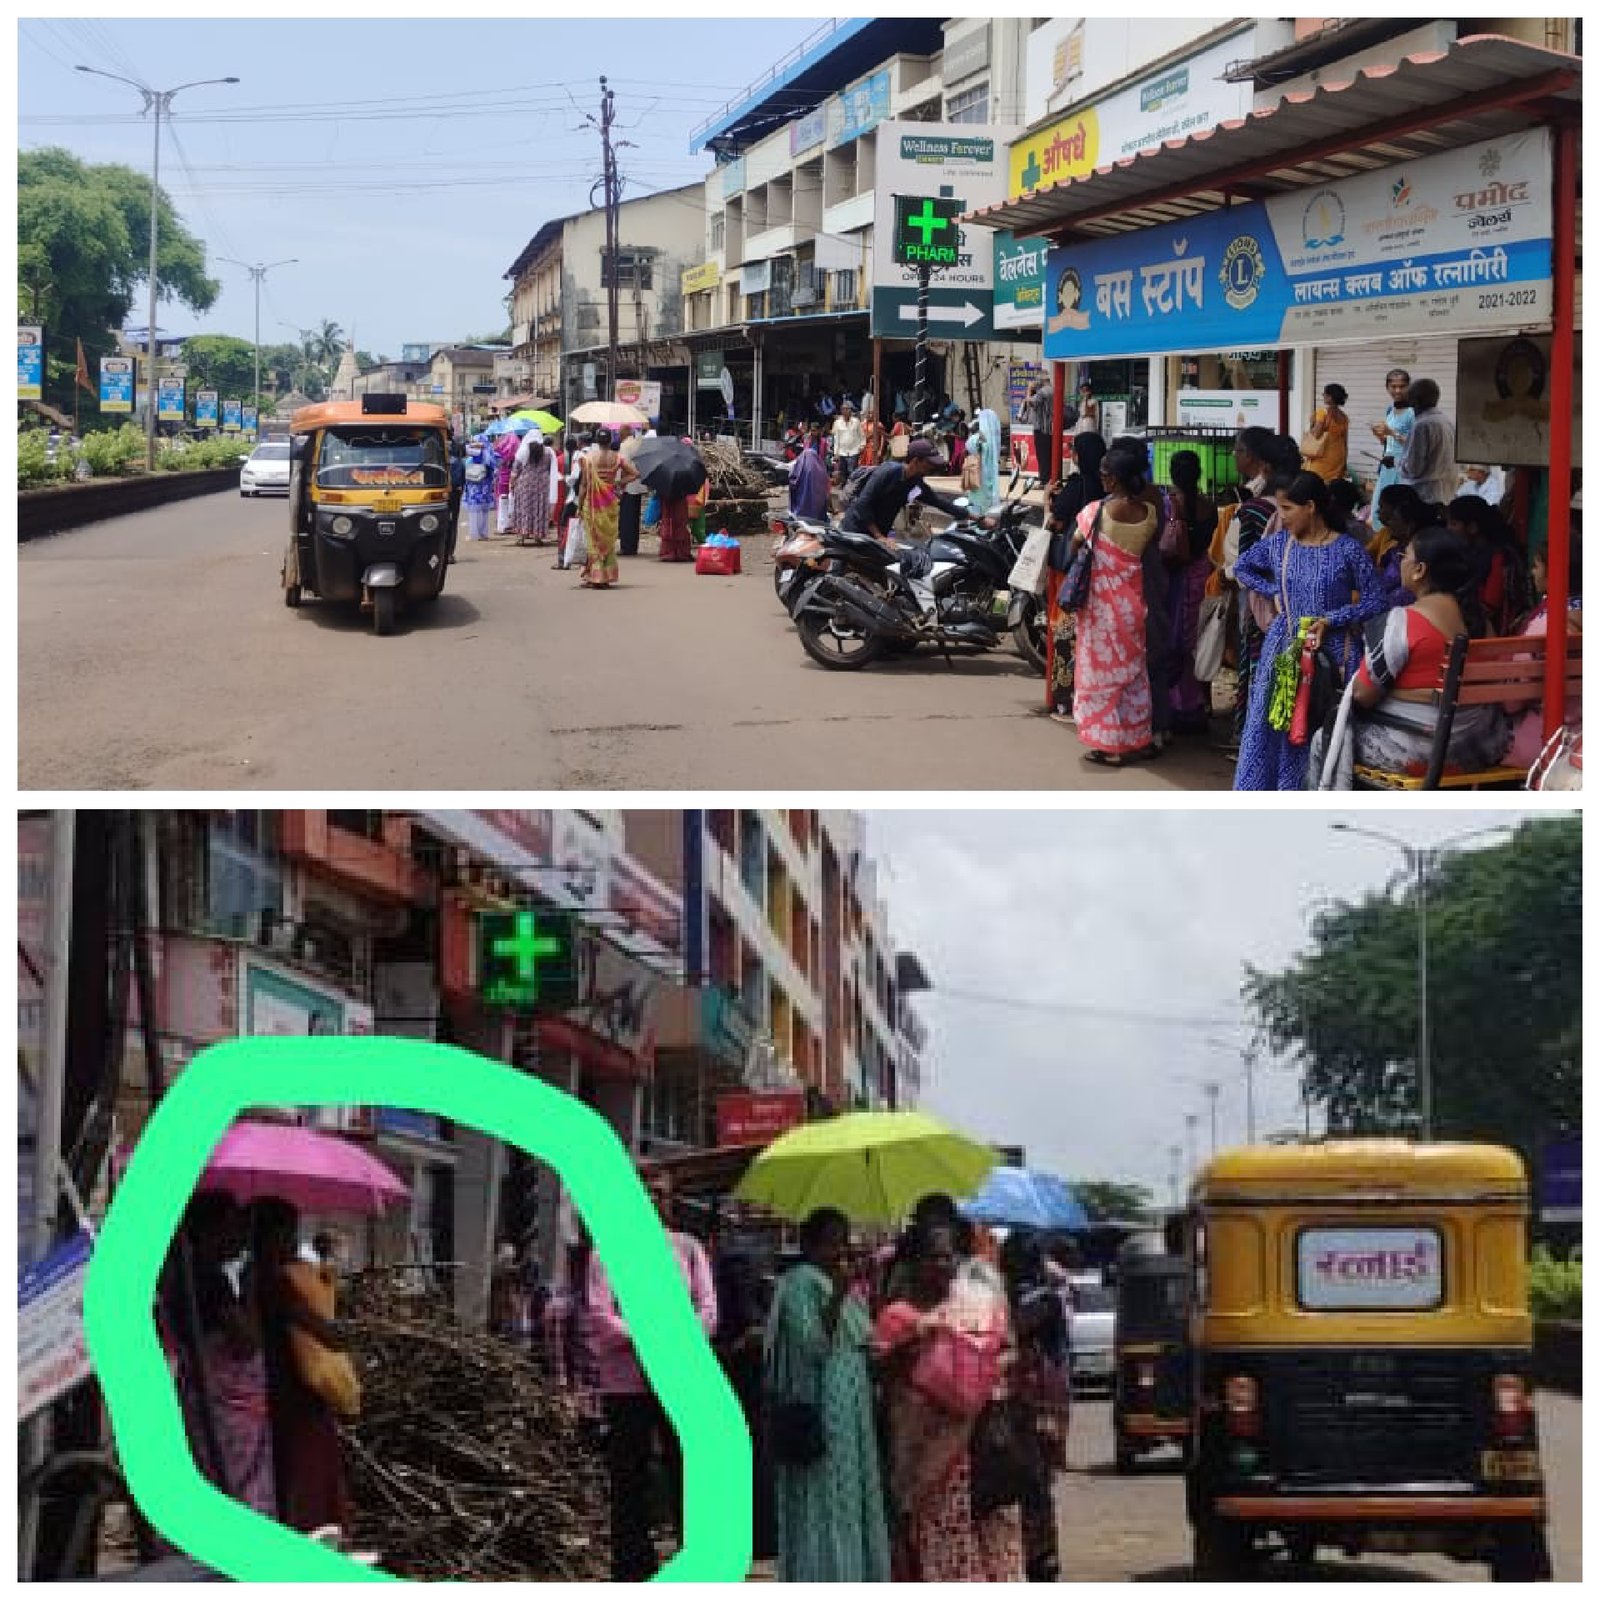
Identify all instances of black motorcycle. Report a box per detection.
[791,500,1041,671]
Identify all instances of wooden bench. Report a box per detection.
[1355,632,1582,790]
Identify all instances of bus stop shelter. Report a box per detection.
[974,34,1580,742]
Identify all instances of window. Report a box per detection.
[831,269,857,309]
[601,250,654,291]
[1296,1226,1445,1312]
[747,291,767,320]
[945,81,990,124]
[709,214,725,253]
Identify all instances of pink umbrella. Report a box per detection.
[198,1120,409,1216]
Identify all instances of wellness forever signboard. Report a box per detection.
[1043,131,1553,361]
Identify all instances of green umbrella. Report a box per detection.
[734,1110,997,1225]
[510,409,562,435]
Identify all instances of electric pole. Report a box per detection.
[598,77,620,400]
[219,258,296,422]
[1168,1143,1184,1211]
[1204,1081,1221,1155]
[1184,1112,1200,1179]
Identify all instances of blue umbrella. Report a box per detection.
[960,1166,1089,1231]
[502,414,539,435]
[481,418,509,437]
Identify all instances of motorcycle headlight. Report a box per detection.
[418,513,441,534]
[330,515,354,537]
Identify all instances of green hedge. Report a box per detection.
[1530,1246,1581,1321]
[16,426,250,487]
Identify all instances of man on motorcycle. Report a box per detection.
[839,438,986,621]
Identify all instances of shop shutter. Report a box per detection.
[1315,336,1459,492]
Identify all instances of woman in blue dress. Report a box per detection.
[1234,472,1390,790]
[1369,367,1414,516]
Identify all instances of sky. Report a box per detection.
[17,17,820,356]
[865,807,1556,1209]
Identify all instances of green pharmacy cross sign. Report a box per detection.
[479,908,577,1010]
[893,195,964,269]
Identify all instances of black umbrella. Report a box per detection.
[630,436,707,502]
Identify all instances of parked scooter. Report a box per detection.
[769,510,830,612]
[790,499,1041,670]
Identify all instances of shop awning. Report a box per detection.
[972,35,1579,242]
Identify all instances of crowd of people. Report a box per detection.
[456,422,713,590]
[1036,368,1581,788]
[532,1177,1082,1584]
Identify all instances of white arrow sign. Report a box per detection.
[898,301,985,328]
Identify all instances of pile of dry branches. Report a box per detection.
[339,1278,609,1582]
[698,441,777,532]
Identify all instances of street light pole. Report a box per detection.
[75,67,239,469]
[219,258,297,421]
[1329,822,1515,1140]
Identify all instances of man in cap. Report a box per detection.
[830,399,865,478]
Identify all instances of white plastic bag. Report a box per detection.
[562,517,588,570]
[496,493,513,533]
[1193,592,1231,682]
[1007,520,1053,596]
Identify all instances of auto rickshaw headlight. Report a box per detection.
[330,515,355,537]
[418,513,441,533]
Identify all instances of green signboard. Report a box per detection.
[892,196,964,270]
[478,908,578,1010]
[994,230,1049,331]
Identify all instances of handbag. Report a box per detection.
[1157,489,1188,563]
[1058,506,1101,613]
[912,1323,999,1419]
[969,1397,1035,1517]
[1007,520,1053,597]
[1194,592,1230,682]
[1299,417,1328,461]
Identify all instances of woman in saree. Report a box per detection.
[577,429,633,589]
[165,1193,277,1518]
[1313,526,1511,784]
[764,1208,891,1583]
[252,1198,352,1535]
[875,1225,1024,1583]
[1065,442,1161,767]
[1041,431,1106,722]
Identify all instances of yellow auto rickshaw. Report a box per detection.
[284,394,455,634]
[1185,1141,1552,1581]
[1112,1230,1191,1472]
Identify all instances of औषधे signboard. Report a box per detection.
[156,375,186,423]
[195,390,219,427]
[100,356,134,413]
[18,1231,94,1422]
[1042,131,1554,362]
[716,1090,806,1146]
[18,325,44,401]
[872,122,1007,341]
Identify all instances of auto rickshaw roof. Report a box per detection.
[289,400,450,433]
[1195,1140,1526,1198]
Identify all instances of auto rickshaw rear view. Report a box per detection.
[284,394,454,634]
[1112,1231,1190,1472]
[1186,1140,1552,1581]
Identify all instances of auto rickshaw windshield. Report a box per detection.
[315,427,449,489]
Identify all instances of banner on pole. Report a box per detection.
[156,375,186,423]
[196,390,219,427]
[18,325,44,401]
[99,356,134,414]
[221,398,243,433]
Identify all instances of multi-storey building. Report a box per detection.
[504,184,706,431]
[623,809,928,1158]
[681,18,1045,445]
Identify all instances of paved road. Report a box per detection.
[1057,1389,1580,1582]
[19,494,1236,791]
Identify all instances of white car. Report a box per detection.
[240,440,292,497]
[1067,1278,1117,1392]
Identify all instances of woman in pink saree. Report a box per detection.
[874,1225,1024,1583]
[1068,443,1160,767]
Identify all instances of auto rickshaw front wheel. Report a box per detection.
[1192,1512,1256,1579]
[1488,1525,1553,1582]
[283,583,301,609]
[372,588,397,636]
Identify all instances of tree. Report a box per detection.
[19,147,218,412]
[313,319,345,368]
[1074,1181,1157,1222]
[1245,819,1580,1170]
[181,335,258,409]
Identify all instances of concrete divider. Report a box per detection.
[18,468,240,542]
[1534,1319,1581,1396]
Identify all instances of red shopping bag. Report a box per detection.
[695,543,740,576]
[1288,638,1317,746]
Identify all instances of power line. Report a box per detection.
[927,984,1244,1032]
